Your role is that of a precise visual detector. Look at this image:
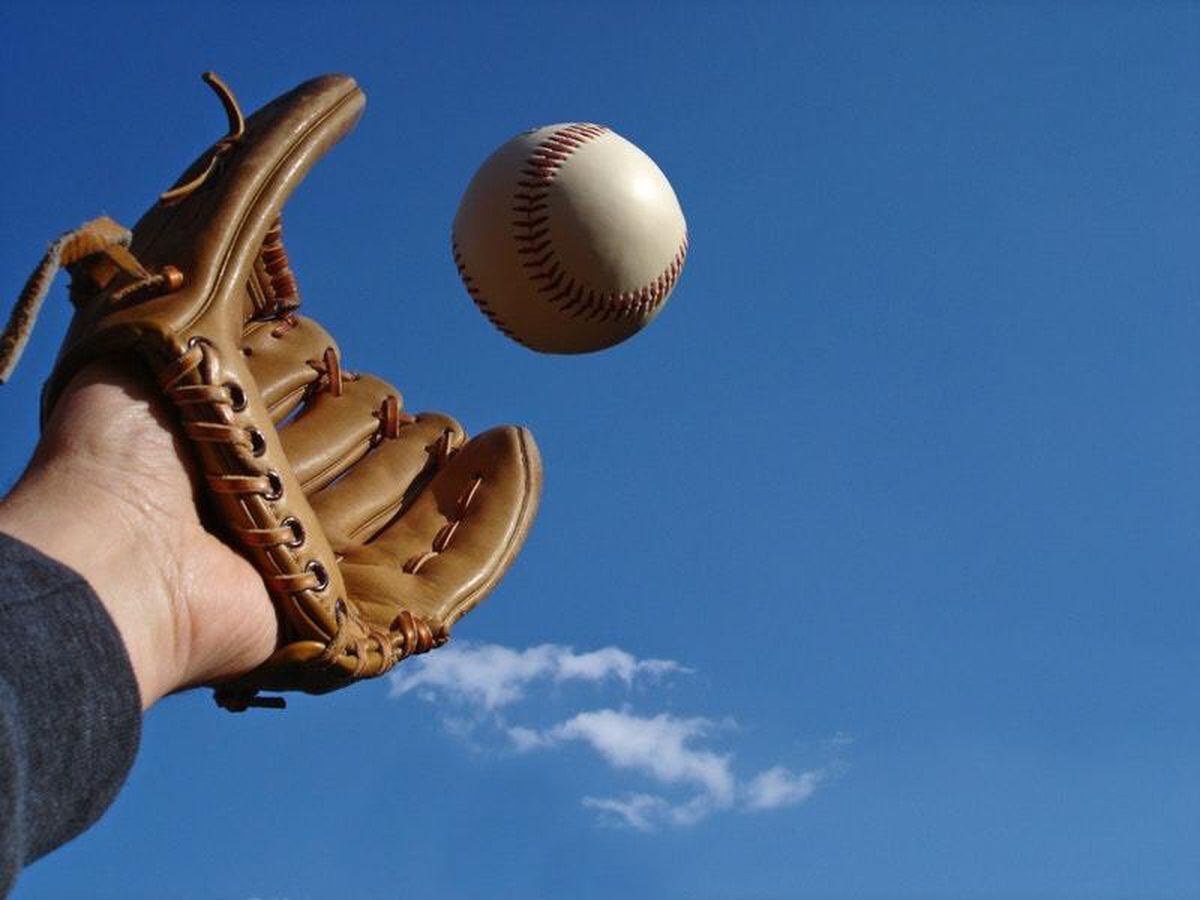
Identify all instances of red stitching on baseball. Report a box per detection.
[456,123,687,347]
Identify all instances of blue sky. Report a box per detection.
[1,2,1197,898]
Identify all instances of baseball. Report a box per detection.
[452,123,688,353]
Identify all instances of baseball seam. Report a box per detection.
[453,240,526,344]
[454,123,688,348]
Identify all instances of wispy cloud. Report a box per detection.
[389,642,685,710]
[581,794,675,831]
[743,765,824,811]
[510,708,826,830]
[538,710,736,804]
[389,642,842,830]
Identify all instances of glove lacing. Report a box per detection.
[0,218,183,383]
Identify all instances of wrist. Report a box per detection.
[0,460,185,709]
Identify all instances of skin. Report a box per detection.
[0,361,279,709]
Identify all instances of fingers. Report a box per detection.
[276,372,401,492]
[240,315,337,421]
[238,308,541,648]
[308,412,465,548]
[339,425,542,630]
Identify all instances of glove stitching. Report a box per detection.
[402,474,485,575]
[19,74,534,712]
[163,337,445,703]
[160,338,377,709]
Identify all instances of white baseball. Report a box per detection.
[452,123,688,353]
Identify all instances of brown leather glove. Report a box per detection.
[0,73,542,711]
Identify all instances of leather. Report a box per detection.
[451,123,688,353]
[39,74,542,710]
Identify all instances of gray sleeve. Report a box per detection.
[0,532,142,897]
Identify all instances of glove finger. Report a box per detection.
[277,372,399,491]
[338,425,542,631]
[241,315,338,422]
[307,412,466,548]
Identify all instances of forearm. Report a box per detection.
[0,532,141,893]
[0,361,276,891]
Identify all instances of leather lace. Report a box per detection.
[168,335,452,712]
[2,71,455,714]
[0,71,245,383]
[158,72,245,205]
[0,217,182,382]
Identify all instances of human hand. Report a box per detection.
[0,360,278,709]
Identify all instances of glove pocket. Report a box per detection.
[338,424,543,635]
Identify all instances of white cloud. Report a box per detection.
[389,642,686,710]
[581,794,671,831]
[512,708,828,829]
[548,710,736,803]
[389,642,843,831]
[743,765,823,810]
[506,725,551,752]
[583,792,719,830]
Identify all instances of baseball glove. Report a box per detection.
[0,73,542,711]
